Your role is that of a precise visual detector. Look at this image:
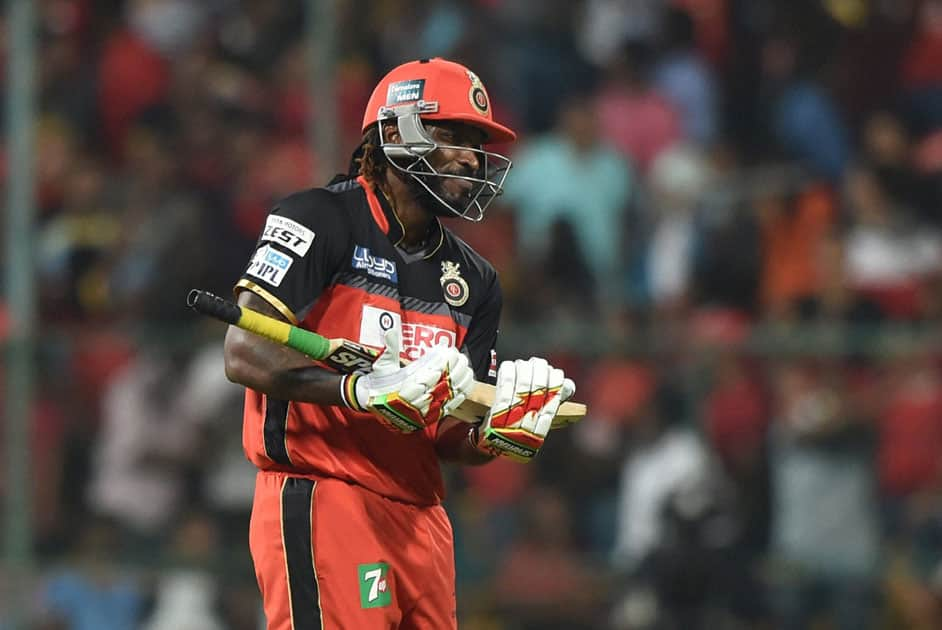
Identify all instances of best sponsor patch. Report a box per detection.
[352,245,398,282]
[261,214,315,256]
[246,245,293,287]
[386,79,425,104]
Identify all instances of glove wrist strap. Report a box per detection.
[339,373,365,412]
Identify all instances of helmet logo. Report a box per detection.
[466,71,489,116]
[386,79,426,105]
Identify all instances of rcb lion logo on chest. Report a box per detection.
[440,261,470,307]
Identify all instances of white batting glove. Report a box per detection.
[340,328,475,433]
[472,357,576,462]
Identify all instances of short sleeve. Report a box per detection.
[461,272,502,384]
[236,190,351,323]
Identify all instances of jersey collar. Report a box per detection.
[358,175,445,260]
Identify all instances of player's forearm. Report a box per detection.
[453,430,496,465]
[435,419,495,466]
[223,289,347,405]
[224,324,345,405]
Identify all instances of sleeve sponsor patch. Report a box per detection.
[246,245,294,287]
[261,214,315,256]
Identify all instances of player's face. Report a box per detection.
[420,122,488,215]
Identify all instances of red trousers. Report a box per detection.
[249,471,457,629]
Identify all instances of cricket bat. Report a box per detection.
[187,290,586,427]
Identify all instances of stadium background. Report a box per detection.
[3,0,942,628]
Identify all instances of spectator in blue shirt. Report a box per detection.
[503,95,634,307]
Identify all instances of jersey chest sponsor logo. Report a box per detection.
[260,214,315,256]
[352,245,398,282]
[359,305,456,362]
[246,245,293,287]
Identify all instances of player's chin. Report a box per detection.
[443,176,473,195]
[440,192,477,215]
[427,199,460,218]
[426,184,470,216]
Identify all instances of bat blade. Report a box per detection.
[188,289,587,428]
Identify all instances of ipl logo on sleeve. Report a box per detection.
[246,245,294,287]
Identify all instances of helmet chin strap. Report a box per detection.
[374,105,511,222]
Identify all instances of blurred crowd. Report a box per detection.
[2,0,942,628]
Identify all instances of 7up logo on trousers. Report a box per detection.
[358,562,391,608]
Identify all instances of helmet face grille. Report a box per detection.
[377,115,512,222]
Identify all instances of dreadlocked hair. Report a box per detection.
[348,126,388,182]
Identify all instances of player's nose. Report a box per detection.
[455,146,479,174]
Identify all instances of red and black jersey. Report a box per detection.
[235,176,501,506]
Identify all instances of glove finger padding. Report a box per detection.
[490,359,518,415]
[350,332,475,433]
[518,358,549,434]
[414,360,464,420]
[442,353,475,416]
[477,358,574,462]
[533,372,574,437]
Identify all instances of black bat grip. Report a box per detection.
[187,289,242,325]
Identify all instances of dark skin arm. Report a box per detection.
[436,417,495,466]
[224,290,495,465]
[223,290,345,405]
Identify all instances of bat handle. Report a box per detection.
[187,289,242,325]
[187,288,334,361]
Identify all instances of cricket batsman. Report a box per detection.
[223,57,576,628]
